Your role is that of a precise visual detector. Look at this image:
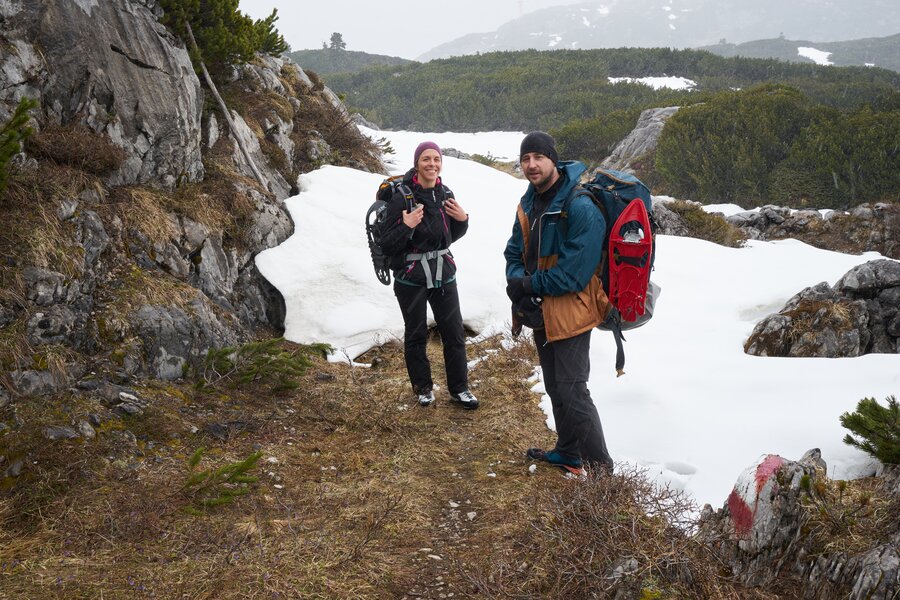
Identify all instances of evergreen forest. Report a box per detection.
[324,48,900,208]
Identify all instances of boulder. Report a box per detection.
[699,453,900,599]
[601,106,680,172]
[745,259,900,357]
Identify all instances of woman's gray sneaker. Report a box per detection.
[449,390,479,410]
[418,390,435,407]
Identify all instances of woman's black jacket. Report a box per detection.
[376,168,468,287]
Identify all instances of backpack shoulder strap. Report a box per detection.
[569,184,610,224]
[516,202,530,264]
[395,182,416,213]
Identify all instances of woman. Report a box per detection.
[377,141,478,409]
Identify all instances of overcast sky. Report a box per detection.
[239,0,583,60]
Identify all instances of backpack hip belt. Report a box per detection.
[405,249,450,289]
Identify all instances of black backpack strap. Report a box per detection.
[608,314,626,377]
[575,185,630,376]
[396,182,415,213]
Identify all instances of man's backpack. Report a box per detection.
[573,168,660,376]
[365,175,415,286]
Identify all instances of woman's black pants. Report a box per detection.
[393,280,468,396]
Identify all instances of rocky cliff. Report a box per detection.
[0,0,382,393]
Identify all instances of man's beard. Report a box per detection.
[531,171,554,192]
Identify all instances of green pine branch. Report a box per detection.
[840,395,900,465]
[183,446,262,512]
[196,337,331,393]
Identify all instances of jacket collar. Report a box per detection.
[520,160,586,213]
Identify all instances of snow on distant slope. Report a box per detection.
[608,76,696,90]
[798,46,833,65]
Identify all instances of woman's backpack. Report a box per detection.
[365,175,414,285]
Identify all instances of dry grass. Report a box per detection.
[0,333,789,599]
[107,187,179,245]
[801,474,900,556]
[26,123,125,175]
[1,164,91,278]
[785,299,856,346]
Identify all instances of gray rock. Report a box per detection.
[351,112,379,130]
[132,296,243,380]
[11,370,62,396]
[77,420,96,440]
[57,197,79,220]
[23,267,68,306]
[44,425,79,440]
[0,305,16,328]
[228,109,290,198]
[75,210,111,272]
[837,259,900,296]
[601,106,680,172]
[12,0,206,187]
[114,403,144,417]
[205,111,220,149]
[651,200,691,237]
[699,453,900,598]
[4,459,24,478]
[746,260,900,357]
[26,304,77,346]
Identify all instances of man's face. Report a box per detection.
[521,152,557,192]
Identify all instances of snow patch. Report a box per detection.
[798,46,833,66]
[608,76,695,90]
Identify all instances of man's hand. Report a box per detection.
[506,277,529,304]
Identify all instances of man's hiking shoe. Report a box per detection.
[449,390,479,410]
[417,390,435,407]
[526,447,585,475]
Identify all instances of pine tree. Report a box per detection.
[329,32,346,51]
[0,98,37,193]
[840,396,900,465]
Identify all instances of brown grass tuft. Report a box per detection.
[26,124,125,175]
[785,299,855,345]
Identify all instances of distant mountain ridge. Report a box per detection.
[418,0,900,64]
[288,49,412,75]
[699,34,900,72]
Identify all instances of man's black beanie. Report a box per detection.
[520,131,558,164]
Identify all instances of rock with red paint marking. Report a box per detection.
[698,452,900,599]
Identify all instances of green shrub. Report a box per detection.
[196,337,331,393]
[656,84,814,204]
[664,200,747,248]
[157,0,288,76]
[840,396,900,465]
[0,98,37,193]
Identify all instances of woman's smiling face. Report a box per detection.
[416,149,442,188]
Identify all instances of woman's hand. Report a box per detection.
[444,198,468,222]
[402,204,424,228]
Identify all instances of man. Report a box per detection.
[504,131,614,474]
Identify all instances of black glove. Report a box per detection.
[514,295,544,330]
[506,276,532,304]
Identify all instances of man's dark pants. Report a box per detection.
[533,328,614,470]
[394,280,468,395]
